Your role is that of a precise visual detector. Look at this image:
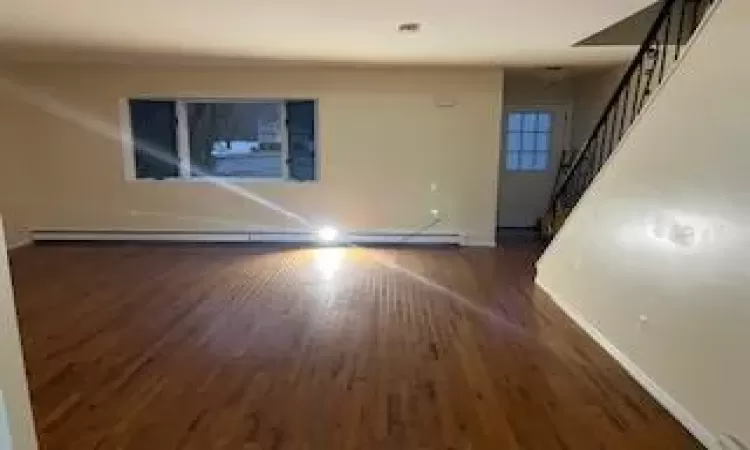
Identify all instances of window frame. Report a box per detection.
[120,97,319,183]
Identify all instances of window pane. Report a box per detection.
[507,132,521,151]
[537,113,552,132]
[520,152,535,170]
[187,102,283,178]
[522,113,537,132]
[506,151,520,170]
[534,152,548,170]
[536,132,550,152]
[129,100,179,179]
[286,100,316,181]
[522,133,536,151]
[508,113,523,131]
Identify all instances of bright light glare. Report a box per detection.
[318,226,339,242]
[315,247,344,280]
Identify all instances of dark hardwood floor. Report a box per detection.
[9,243,702,449]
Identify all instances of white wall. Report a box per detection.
[0,221,37,450]
[0,65,504,245]
[537,0,749,446]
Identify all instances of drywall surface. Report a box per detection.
[0,65,503,245]
[0,86,36,248]
[504,70,574,107]
[537,0,749,445]
[571,65,626,150]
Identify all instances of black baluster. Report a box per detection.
[631,59,644,119]
[691,0,699,33]
[595,123,605,169]
[607,108,618,159]
[591,130,601,175]
[598,127,608,173]
[639,47,657,114]
[610,97,622,151]
[619,85,631,139]
[675,0,687,60]
[658,11,672,83]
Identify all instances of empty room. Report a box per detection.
[0,0,748,449]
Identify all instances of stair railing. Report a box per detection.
[544,0,716,236]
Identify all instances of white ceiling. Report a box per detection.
[0,0,653,65]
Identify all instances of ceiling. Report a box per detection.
[0,0,655,66]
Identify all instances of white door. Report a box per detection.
[497,106,569,228]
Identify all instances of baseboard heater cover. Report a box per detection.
[31,230,464,245]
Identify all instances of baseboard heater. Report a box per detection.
[31,230,464,245]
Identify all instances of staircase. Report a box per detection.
[543,0,716,238]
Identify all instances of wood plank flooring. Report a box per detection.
[9,243,702,449]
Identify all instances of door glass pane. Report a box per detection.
[506,151,520,170]
[522,113,537,132]
[534,152,548,170]
[522,133,536,151]
[520,152,535,170]
[536,133,549,152]
[508,113,523,131]
[507,132,521,151]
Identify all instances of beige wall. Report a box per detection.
[571,65,626,150]
[0,65,504,245]
[537,0,748,446]
[0,88,37,248]
[504,70,574,107]
[0,221,38,450]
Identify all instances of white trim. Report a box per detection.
[123,177,317,184]
[119,99,136,180]
[176,98,291,104]
[175,101,191,178]
[535,279,719,449]
[280,102,290,180]
[31,230,463,245]
[464,241,497,248]
[7,237,32,251]
[33,231,250,243]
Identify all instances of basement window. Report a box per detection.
[505,111,551,171]
[125,99,317,181]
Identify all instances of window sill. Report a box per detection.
[125,177,318,184]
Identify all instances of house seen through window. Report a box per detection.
[127,99,317,181]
